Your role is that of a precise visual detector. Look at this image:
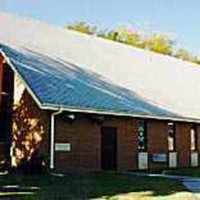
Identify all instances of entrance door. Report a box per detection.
[101,127,117,170]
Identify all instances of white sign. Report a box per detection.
[169,152,177,168]
[138,152,148,169]
[55,143,71,152]
[191,152,198,167]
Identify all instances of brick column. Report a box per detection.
[176,123,190,168]
[147,120,168,169]
[117,118,138,171]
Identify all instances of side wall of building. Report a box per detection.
[55,115,200,172]
[11,74,50,167]
[55,116,139,172]
[148,120,168,169]
[176,123,191,167]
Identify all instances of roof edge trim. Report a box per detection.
[41,103,200,123]
[0,49,44,110]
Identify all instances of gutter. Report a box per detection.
[41,103,200,124]
[50,108,63,170]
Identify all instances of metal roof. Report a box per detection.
[0,12,200,122]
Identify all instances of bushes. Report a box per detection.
[14,150,49,175]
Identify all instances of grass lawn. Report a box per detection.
[0,172,195,200]
[163,168,200,178]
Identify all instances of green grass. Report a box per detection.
[0,172,194,200]
[163,168,200,178]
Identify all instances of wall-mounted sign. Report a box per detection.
[55,143,71,152]
[138,152,148,169]
[152,153,167,162]
[169,152,177,168]
[191,152,198,167]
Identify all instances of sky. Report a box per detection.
[0,0,200,55]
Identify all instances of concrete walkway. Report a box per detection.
[124,172,200,199]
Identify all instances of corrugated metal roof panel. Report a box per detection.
[1,44,178,119]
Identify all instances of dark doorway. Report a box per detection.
[101,127,117,170]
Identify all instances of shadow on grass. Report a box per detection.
[0,172,191,200]
[163,168,200,178]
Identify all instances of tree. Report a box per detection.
[194,56,200,65]
[175,48,194,61]
[99,30,119,41]
[65,22,199,65]
[100,27,144,48]
[66,21,96,35]
[144,34,174,55]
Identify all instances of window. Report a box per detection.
[190,125,197,151]
[168,122,175,151]
[138,120,147,152]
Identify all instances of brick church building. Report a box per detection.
[0,12,200,172]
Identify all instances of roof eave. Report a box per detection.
[40,103,200,124]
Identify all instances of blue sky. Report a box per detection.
[1,0,200,54]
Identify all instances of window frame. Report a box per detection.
[167,122,176,152]
[190,124,198,152]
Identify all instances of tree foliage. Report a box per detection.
[101,27,145,48]
[65,22,199,65]
[144,34,174,55]
[66,21,96,35]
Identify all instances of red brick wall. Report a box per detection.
[54,115,196,172]
[55,115,139,172]
[176,123,191,167]
[55,115,101,172]
[0,57,50,167]
[12,90,50,166]
[147,120,168,169]
[102,117,138,171]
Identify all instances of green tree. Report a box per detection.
[175,48,193,61]
[100,27,144,48]
[66,21,96,35]
[100,30,119,41]
[144,34,174,55]
[194,56,200,65]
[65,22,200,65]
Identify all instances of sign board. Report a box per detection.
[152,153,167,162]
[55,143,71,152]
[191,152,198,167]
[138,152,148,169]
[169,152,177,168]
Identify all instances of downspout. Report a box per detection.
[50,108,63,170]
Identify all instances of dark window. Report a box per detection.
[168,122,175,151]
[138,120,147,152]
[190,125,197,151]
